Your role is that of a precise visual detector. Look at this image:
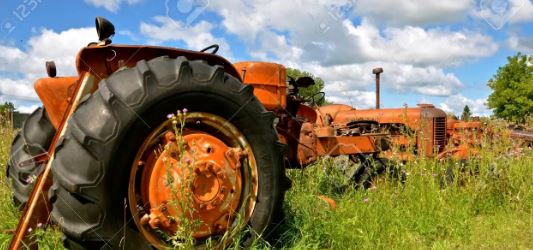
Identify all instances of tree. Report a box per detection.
[487,53,533,123]
[461,105,472,121]
[286,67,328,106]
[0,102,15,114]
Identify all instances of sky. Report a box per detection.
[0,0,532,116]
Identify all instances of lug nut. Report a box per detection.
[140,214,150,226]
[194,168,201,175]
[204,143,213,153]
[207,162,214,171]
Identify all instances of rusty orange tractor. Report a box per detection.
[332,68,481,162]
[7,17,389,249]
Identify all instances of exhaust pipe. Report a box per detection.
[372,67,383,109]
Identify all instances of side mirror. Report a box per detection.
[95,16,115,41]
[295,76,315,88]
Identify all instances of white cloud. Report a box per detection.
[196,1,499,103]
[509,0,533,23]
[301,61,463,102]
[0,78,38,101]
[139,16,232,58]
[327,90,376,109]
[354,0,474,26]
[16,104,39,113]
[507,34,533,53]
[0,27,95,106]
[0,27,95,78]
[340,21,498,67]
[439,94,491,116]
[206,1,498,68]
[84,0,141,12]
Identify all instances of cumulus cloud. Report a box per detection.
[0,27,95,107]
[0,78,38,101]
[507,34,533,53]
[198,0,498,101]
[300,61,463,105]
[205,1,497,66]
[140,16,232,58]
[84,0,141,12]
[340,21,498,67]
[0,27,95,78]
[354,0,474,26]
[439,94,491,116]
[16,104,39,113]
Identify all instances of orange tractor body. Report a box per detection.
[322,104,448,159]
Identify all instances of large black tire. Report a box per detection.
[7,107,55,208]
[50,56,287,249]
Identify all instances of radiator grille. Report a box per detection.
[433,117,446,152]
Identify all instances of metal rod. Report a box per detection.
[372,68,383,109]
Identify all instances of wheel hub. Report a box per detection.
[144,132,244,238]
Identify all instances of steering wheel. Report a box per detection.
[309,92,326,106]
[200,44,219,54]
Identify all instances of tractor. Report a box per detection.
[335,67,477,162]
[7,17,389,249]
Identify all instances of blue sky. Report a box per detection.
[0,0,532,116]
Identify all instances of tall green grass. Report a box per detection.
[0,120,531,249]
[271,131,533,249]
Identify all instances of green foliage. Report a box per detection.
[286,67,328,106]
[487,53,533,123]
[0,102,15,115]
[461,105,472,121]
[271,131,533,249]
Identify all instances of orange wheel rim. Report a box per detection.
[128,112,258,248]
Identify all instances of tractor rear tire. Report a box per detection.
[50,56,287,249]
[7,107,55,209]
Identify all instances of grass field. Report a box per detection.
[0,121,531,249]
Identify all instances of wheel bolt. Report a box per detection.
[140,214,150,226]
[204,143,213,153]
[207,162,214,171]
[194,168,201,175]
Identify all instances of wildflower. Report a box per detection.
[167,114,174,119]
[182,108,188,113]
[25,175,36,184]
[37,223,43,228]
[28,227,32,233]
[363,197,369,203]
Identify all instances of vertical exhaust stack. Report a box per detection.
[372,67,383,109]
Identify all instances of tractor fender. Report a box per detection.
[34,76,78,128]
[36,45,241,129]
[75,45,242,81]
